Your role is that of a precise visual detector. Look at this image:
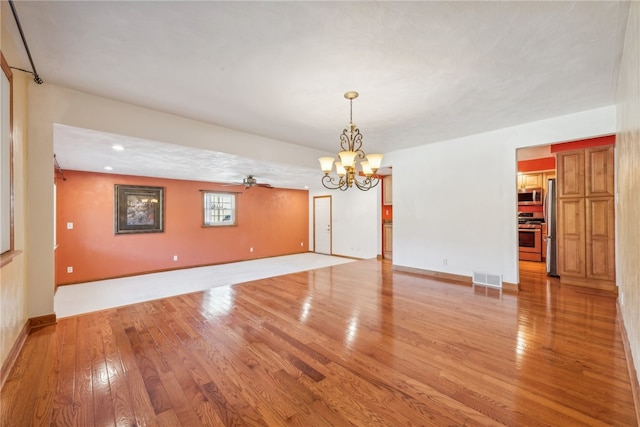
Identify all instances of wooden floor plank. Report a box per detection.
[73,315,96,427]
[101,312,138,427]
[124,324,173,415]
[1,259,637,426]
[124,367,158,426]
[31,325,60,426]
[1,327,54,425]
[51,318,78,426]
[90,312,117,427]
[189,318,295,424]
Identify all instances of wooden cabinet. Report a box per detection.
[383,223,392,259]
[557,150,585,198]
[558,198,586,277]
[518,172,543,190]
[585,197,615,281]
[383,175,392,206]
[556,145,615,292]
[585,145,614,197]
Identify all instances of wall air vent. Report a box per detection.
[472,271,503,288]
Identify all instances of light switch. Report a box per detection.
[67,222,74,229]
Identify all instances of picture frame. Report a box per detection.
[114,184,164,234]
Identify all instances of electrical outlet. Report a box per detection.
[300,242,304,247]
[67,266,73,273]
[250,247,253,252]
[443,258,448,265]
[173,255,178,261]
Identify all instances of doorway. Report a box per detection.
[313,195,331,255]
[516,145,556,285]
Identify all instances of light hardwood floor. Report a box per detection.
[1,259,637,426]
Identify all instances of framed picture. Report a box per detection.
[114,185,164,234]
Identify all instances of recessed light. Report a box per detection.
[112,145,124,151]
[104,166,113,171]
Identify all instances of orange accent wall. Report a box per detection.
[550,135,615,152]
[518,157,555,172]
[55,171,309,285]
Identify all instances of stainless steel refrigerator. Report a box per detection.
[545,178,559,276]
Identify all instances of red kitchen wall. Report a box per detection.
[550,134,615,152]
[382,204,393,222]
[55,171,309,285]
[517,157,555,172]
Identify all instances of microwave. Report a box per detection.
[518,188,543,206]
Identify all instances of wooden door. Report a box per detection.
[586,145,614,197]
[586,197,615,281]
[557,198,585,278]
[383,223,392,259]
[557,151,585,198]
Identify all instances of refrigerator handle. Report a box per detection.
[543,186,548,224]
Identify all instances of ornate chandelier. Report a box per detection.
[318,91,383,191]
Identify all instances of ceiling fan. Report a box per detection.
[226,175,273,189]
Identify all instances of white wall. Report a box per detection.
[308,188,380,259]
[386,106,616,285]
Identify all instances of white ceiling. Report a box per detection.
[3,1,630,189]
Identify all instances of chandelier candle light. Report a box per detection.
[319,91,383,191]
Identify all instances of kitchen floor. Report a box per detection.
[519,259,559,290]
[54,253,356,318]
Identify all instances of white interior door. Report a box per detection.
[314,196,331,255]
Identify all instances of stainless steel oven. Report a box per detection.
[519,224,542,261]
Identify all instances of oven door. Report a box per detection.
[519,227,542,261]
[519,228,540,253]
